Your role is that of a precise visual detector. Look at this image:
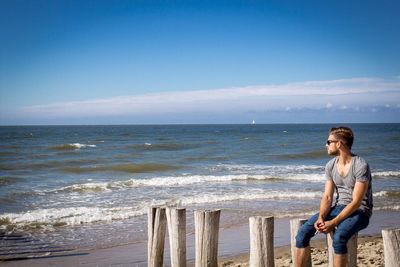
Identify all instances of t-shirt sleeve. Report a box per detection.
[354,160,372,183]
[325,159,335,180]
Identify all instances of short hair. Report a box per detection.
[329,126,354,149]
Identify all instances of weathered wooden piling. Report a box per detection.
[290,218,311,267]
[148,207,167,267]
[327,232,357,267]
[194,209,221,267]
[382,228,400,267]
[166,207,187,267]
[249,216,274,267]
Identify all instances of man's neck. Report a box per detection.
[338,150,353,165]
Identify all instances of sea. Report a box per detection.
[0,124,399,260]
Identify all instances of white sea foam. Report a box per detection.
[212,164,324,173]
[135,173,325,186]
[4,189,399,229]
[55,182,112,193]
[373,171,400,177]
[70,143,97,149]
[0,189,321,228]
[374,205,400,211]
[0,206,148,228]
[373,191,388,197]
[44,173,325,194]
[178,190,322,206]
[285,174,324,182]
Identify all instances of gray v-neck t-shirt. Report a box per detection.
[325,155,373,217]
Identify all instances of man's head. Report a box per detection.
[326,126,354,155]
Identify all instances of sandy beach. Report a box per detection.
[0,234,386,267]
[1,210,398,267]
[220,234,384,267]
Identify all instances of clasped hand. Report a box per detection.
[314,218,336,234]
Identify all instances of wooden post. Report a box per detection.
[327,232,357,267]
[166,207,187,267]
[194,209,221,267]
[249,216,274,267]
[347,234,357,267]
[382,228,400,267]
[290,218,310,267]
[148,207,167,267]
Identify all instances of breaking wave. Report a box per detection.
[49,143,97,151]
[373,171,400,177]
[2,189,399,230]
[59,163,180,174]
[212,164,324,173]
[0,189,320,229]
[0,206,148,229]
[374,205,400,211]
[373,191,400,198]
[42,173,325,195]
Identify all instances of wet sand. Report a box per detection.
[1,210,398,267]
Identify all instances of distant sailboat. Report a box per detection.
[252,119,256,124]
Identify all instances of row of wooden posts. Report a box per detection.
[148,207,400,267]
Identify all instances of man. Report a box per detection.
[295,126,373,267]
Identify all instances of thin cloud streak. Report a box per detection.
[19,77,400,118]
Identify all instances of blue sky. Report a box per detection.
[0,0,399,125]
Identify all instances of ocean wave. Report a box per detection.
[178,190,322,206]
[0,151,18,157]
[373,191,400,198]
[0,164,14,171]
[54,182,113,193]
[277,150,327,160]
[0,190,321,229]
[374,205,400,211]
[212,164,324,173]
[184,156,230,162]
[43,174,325,194]
[373,191,388,197]
[373,171,400,177]
[0,159,105,172]
[127,143,200,151]
[59,163,180,174]
[0,206,148,229]
[0,177,19,186]
[49,143,97,151]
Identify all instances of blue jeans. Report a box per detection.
[295,205,370,254]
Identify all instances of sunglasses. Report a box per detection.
[326,140,340,145]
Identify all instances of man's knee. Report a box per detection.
[295,213,320,248]
[295,225,311,248]
[332,231,349,254]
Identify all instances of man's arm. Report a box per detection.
[314,180,335,231]
[319,180,369,233]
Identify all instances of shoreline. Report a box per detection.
[1,209,399,267]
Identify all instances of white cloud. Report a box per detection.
[19,77,400,118]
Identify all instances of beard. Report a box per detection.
[327,149,339,156]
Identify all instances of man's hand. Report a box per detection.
[318,220,337,233]
[314,217,325,234]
